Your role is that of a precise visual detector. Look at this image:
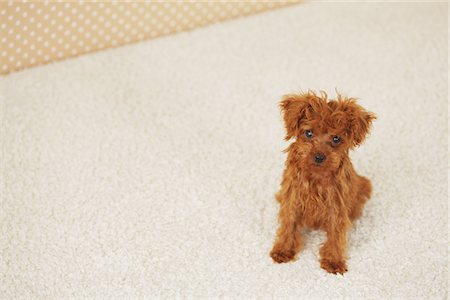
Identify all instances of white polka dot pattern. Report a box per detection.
[0,1,298,75]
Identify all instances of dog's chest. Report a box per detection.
[295,183,340,229]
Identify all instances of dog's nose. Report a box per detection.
[314,153,326,164]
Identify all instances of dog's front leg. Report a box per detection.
[270,203,303,263]
[319,218,351,274]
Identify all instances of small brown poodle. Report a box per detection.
[270,91,376,274]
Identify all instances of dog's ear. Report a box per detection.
[279,93,314,140]
[339,98,376,147]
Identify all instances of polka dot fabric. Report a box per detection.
[0,1,298,75]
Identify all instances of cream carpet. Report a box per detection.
[1,3,447,299]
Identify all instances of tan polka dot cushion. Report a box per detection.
[0,1,299,75]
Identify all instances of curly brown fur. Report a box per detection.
[270,91,376,275]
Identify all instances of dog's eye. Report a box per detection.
[332,136,341,144]
[304,130,313,139]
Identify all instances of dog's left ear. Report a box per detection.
[341,99,376,147]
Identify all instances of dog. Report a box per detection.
[270,91,376,274]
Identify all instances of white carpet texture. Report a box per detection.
[1,3,448,299]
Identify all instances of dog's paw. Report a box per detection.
[320,259,348,275]
[270,249,296,263]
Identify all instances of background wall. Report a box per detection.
[0,1,298,75]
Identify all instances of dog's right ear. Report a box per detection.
[279,93,313,140]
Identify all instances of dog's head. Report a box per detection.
[280,91,376,173]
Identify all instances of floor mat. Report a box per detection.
[1,3,447,298]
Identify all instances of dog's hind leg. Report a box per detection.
[349,176,372,221]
